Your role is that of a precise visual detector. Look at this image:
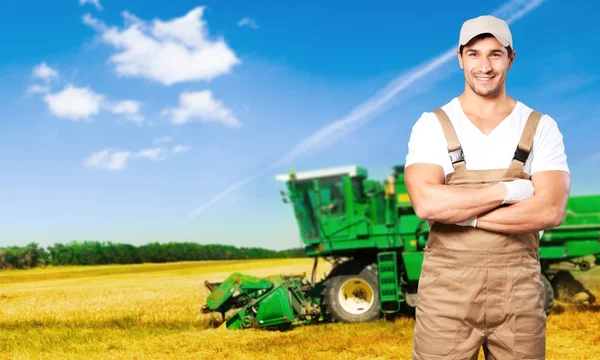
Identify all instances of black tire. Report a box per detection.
[321,261,380,323]
[541,273,554,314]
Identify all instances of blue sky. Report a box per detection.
[1,0,598,250]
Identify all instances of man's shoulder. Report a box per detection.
[439,97,460,113]
[407,99,457,145]
[414,97,459,126]
[515,102,570,175]
[514,100,560,130]
[424,97,459,117]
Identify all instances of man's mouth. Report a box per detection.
[474,75,496,83]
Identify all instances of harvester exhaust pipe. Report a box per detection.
[311,257,318,285]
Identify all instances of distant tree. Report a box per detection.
[0,240,306,270]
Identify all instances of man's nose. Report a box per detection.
[480,58,492,72]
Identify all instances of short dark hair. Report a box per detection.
[459,33,513,55]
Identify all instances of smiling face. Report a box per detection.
[458,34,516,98]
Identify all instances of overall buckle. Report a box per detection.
[513,145,530,163]
[449,148,464,165]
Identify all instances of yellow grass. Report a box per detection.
[0,259,599,360]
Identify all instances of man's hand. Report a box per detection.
[500,179,535,204]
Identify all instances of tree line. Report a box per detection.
[0,241,306,270]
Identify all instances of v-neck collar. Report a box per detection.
[454,97,520,138]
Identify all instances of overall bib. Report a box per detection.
[412,108,547,360]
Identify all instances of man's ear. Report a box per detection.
[457,49,463,69]
[508,50,516,70]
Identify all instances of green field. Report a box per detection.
[0,259,598,359]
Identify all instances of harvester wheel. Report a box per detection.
[541,273,554,314]
[322,261,380,323]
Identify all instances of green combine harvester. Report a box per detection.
[201,164,600,330]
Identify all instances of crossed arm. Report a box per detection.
[404,163,571,234]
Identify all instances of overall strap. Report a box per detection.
[508,110,543,172]
[432,108,466,171]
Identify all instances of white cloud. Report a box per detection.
[33,81,143,123]
[134,147,167,161]
[28,62,58,94]
[82,7,241,86]
[161,90,241,127]
[33,62,58,82]
[154,136,172,144]
[109,100,143,123]
[27,84,50,94]
[84,146,179,171]
[79,0,102,10]
[43,85,104,121]
[172,145,190,154]
[237,17,259,29]
[82,13,104,30]
[84,148,131,171]
[83,145,184,171]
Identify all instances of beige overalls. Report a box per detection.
[411,108,547,360]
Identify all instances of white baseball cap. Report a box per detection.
[459,15,513,49]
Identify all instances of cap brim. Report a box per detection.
[460,31,510,47]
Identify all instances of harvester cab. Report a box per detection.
[201,164,600,330]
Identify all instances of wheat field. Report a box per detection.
[0,258,598,360]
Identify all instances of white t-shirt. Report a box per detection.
[405,97,570,177]
[404,97,570,233]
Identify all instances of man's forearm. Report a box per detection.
[416,183,506,224]
[476,197,565,234]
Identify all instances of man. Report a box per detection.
[404,15,571,360]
